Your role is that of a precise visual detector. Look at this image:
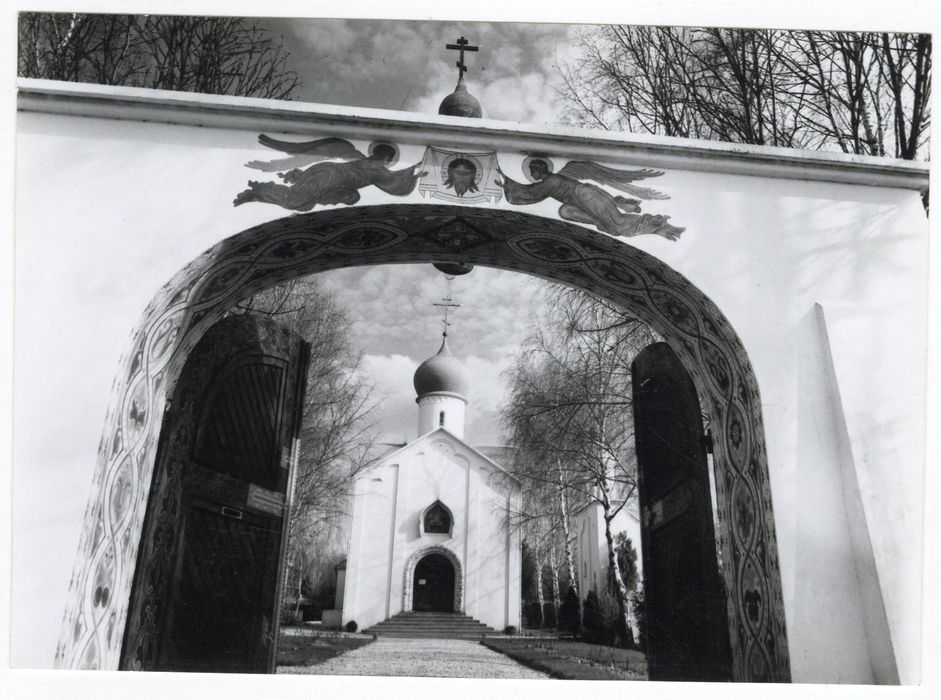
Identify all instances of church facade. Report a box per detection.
[338,334,521,632]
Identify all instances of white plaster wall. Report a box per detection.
[13,100,928,680]
[342,432,517,631]
[574,502,643,598]
[417,394,467,438]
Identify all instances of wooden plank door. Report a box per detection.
[122,314,309,673]
[632,342,732,681]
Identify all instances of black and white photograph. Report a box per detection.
[3,1,939,698]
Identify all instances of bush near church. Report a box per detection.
[542,602,557,628]
[525,601,543,628]
[631,588,646,652]
[559,585,581,637]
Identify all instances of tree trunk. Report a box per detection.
[547,541,561,613]
[600,481,634,646]
[556,459,578,597]
[534,544,546,611]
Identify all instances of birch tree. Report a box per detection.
[234,278,379,617]
[502,284,656,644]
[560,25,930,160]
[18,12,299,99]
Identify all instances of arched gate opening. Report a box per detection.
[57,204,790,681]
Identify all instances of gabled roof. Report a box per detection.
[359,426,520,485]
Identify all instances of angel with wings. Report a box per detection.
[234,136,426,211]
[495,158,684,241]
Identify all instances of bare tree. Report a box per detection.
[560,25,930,160]
[502,284,656,643]
[18,12,299,99]
[233,278,379,618]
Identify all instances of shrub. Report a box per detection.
[582,590,604,644]
[503,625,517,635]
[344,620,358,633]
[631,588,646,652]
[558,585,581,637]
[542,602,557,628]
[526,601,543,628]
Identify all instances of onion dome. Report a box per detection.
[413,334,470,399]
[438,76,483,119]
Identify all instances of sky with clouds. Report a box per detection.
[316,263,547,447]
[256,18,583,124]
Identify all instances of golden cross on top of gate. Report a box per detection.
[446,36,479,77]
[432,296,461,336]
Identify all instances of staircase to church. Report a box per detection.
[362,612,498,639]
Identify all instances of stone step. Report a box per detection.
[362,612,499,639]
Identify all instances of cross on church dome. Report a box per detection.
[439,36,483,118]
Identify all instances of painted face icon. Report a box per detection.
[444,158,479,196]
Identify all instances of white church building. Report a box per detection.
[335,333,522,632]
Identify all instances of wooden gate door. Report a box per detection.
[121,315,309,673]
[413,554,455,612]
[632,342,732,681]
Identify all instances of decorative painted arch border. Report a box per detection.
[401,545,464,614]
[55,204,790,681]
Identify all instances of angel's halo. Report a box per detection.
[522,155,556,182]
[368,141,400,167]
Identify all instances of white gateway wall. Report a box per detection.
[342,431,520,631]
[13,82,929,682]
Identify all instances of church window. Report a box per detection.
[439,411,445,427]
[422,500,452,535]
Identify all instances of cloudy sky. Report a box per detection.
[256,19,582,124]
[318,264,546,446]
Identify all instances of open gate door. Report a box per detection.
[121,314,309,673]
[632,342,732,681]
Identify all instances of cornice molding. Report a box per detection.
[18,78,929,193]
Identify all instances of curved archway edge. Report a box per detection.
[402,546,463,614]
[55,204,790,681]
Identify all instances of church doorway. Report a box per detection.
[120,314,310,672]
[633,342,733,681]
[412,554,456,612]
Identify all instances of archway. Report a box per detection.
[413,554,456,612]
[57,204,790,681]
[402,545,464,614]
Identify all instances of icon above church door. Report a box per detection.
[412,554,455,612]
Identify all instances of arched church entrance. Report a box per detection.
[59,204,790,682]
[413,554,456,612]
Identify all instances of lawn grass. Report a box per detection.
[277,628,374,667]
[482,637,648,680]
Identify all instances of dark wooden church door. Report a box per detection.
[121,314,309,673]
[632,342,732,682]
[413,554,455,612]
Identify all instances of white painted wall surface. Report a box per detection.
[13,85,928,682]
[574,502,642,600]
[342,431,519,631]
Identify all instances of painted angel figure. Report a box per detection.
[495,158,685,241]
[234,136,426,211]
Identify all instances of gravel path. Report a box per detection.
[278,637,550,679]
